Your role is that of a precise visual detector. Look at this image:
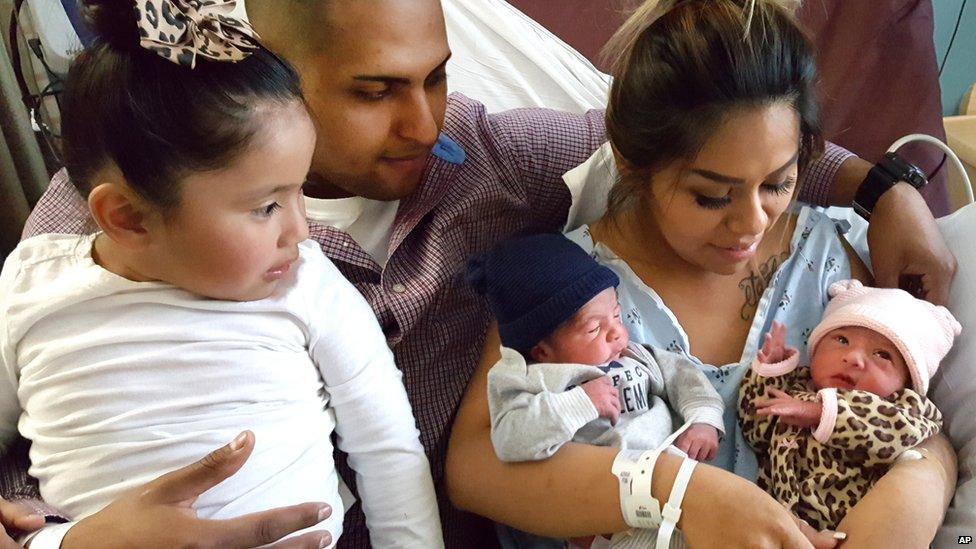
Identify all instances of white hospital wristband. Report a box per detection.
[611,449,663,530]
[656,457,697,549]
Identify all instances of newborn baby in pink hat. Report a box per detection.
[739,279,961,531]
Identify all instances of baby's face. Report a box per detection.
[809,326,910,397]
[531,288,629,365]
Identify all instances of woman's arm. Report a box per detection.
[446,324,814,547]
[836,433,956,547]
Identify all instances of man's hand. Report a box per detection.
[62,431,332,549]
[755,388,822,429]
[674,423,719,461]
[868,182,956,305]
[581,377,620,426]
[0,498,44,548]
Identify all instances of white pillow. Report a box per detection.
[443,0,609,113]
[933,202,976,547]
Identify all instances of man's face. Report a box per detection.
[294,0,450,201]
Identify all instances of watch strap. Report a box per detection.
[853,152,928,219]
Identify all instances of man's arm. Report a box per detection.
[20,170,96,240]
[809,151,956,305]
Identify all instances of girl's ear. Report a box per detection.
[88,182,153,251]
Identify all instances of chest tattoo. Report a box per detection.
[738,252,789,321]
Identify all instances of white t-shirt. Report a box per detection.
[0,234,442,548]
[304,196,399,267]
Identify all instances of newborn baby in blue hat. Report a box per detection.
[468,232,724,463]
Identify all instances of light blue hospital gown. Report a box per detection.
[564,206,853,482]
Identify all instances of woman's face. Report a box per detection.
[642,104,801,276]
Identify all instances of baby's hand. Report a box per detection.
[581,377,620,426]
[674,423,720,461]
[754,388,822,429]
[758,321,797,364]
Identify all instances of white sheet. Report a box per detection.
[444,0,609,113]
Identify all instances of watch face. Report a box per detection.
[884,152,928,189]
[906,166,927,188]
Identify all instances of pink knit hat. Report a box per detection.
[808,280,961,395]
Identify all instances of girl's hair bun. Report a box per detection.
[81,0,140,50]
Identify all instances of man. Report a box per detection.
[1,1,955,547]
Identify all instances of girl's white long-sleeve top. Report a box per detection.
[0,234,442,547]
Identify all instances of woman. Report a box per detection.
[445,0,957,546]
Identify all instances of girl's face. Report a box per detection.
[145,101,317,301]
[810,326,910,397]
[642,104,800,276]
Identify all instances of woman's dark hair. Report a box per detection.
[602,0,823,214]
[62,0,305,210]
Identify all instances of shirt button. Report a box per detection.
[391,283,407,294]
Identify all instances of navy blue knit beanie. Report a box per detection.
[467,232,620,355]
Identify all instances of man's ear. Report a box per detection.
[88,183,153,250]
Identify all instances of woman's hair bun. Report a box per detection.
[81,0,141,50]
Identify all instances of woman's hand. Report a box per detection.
[678,463,814,549]
[789,510,845,549]
[62,431,332,549]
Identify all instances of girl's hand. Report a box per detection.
[755,388,822,429]
[674,423,720,461]
[758,322,797,364]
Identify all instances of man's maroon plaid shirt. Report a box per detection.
[11,93,846,547]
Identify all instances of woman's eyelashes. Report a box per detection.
[693,177,796,210]
[695,194,731,210]
[763,176,796,196]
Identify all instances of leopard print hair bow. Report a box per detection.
[135,0,259,68]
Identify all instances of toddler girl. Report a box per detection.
[739,280,959,530]
[0,1,440,547]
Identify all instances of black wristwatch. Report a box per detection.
[852,151,928,220]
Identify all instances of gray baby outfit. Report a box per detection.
[487,342,724,461]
